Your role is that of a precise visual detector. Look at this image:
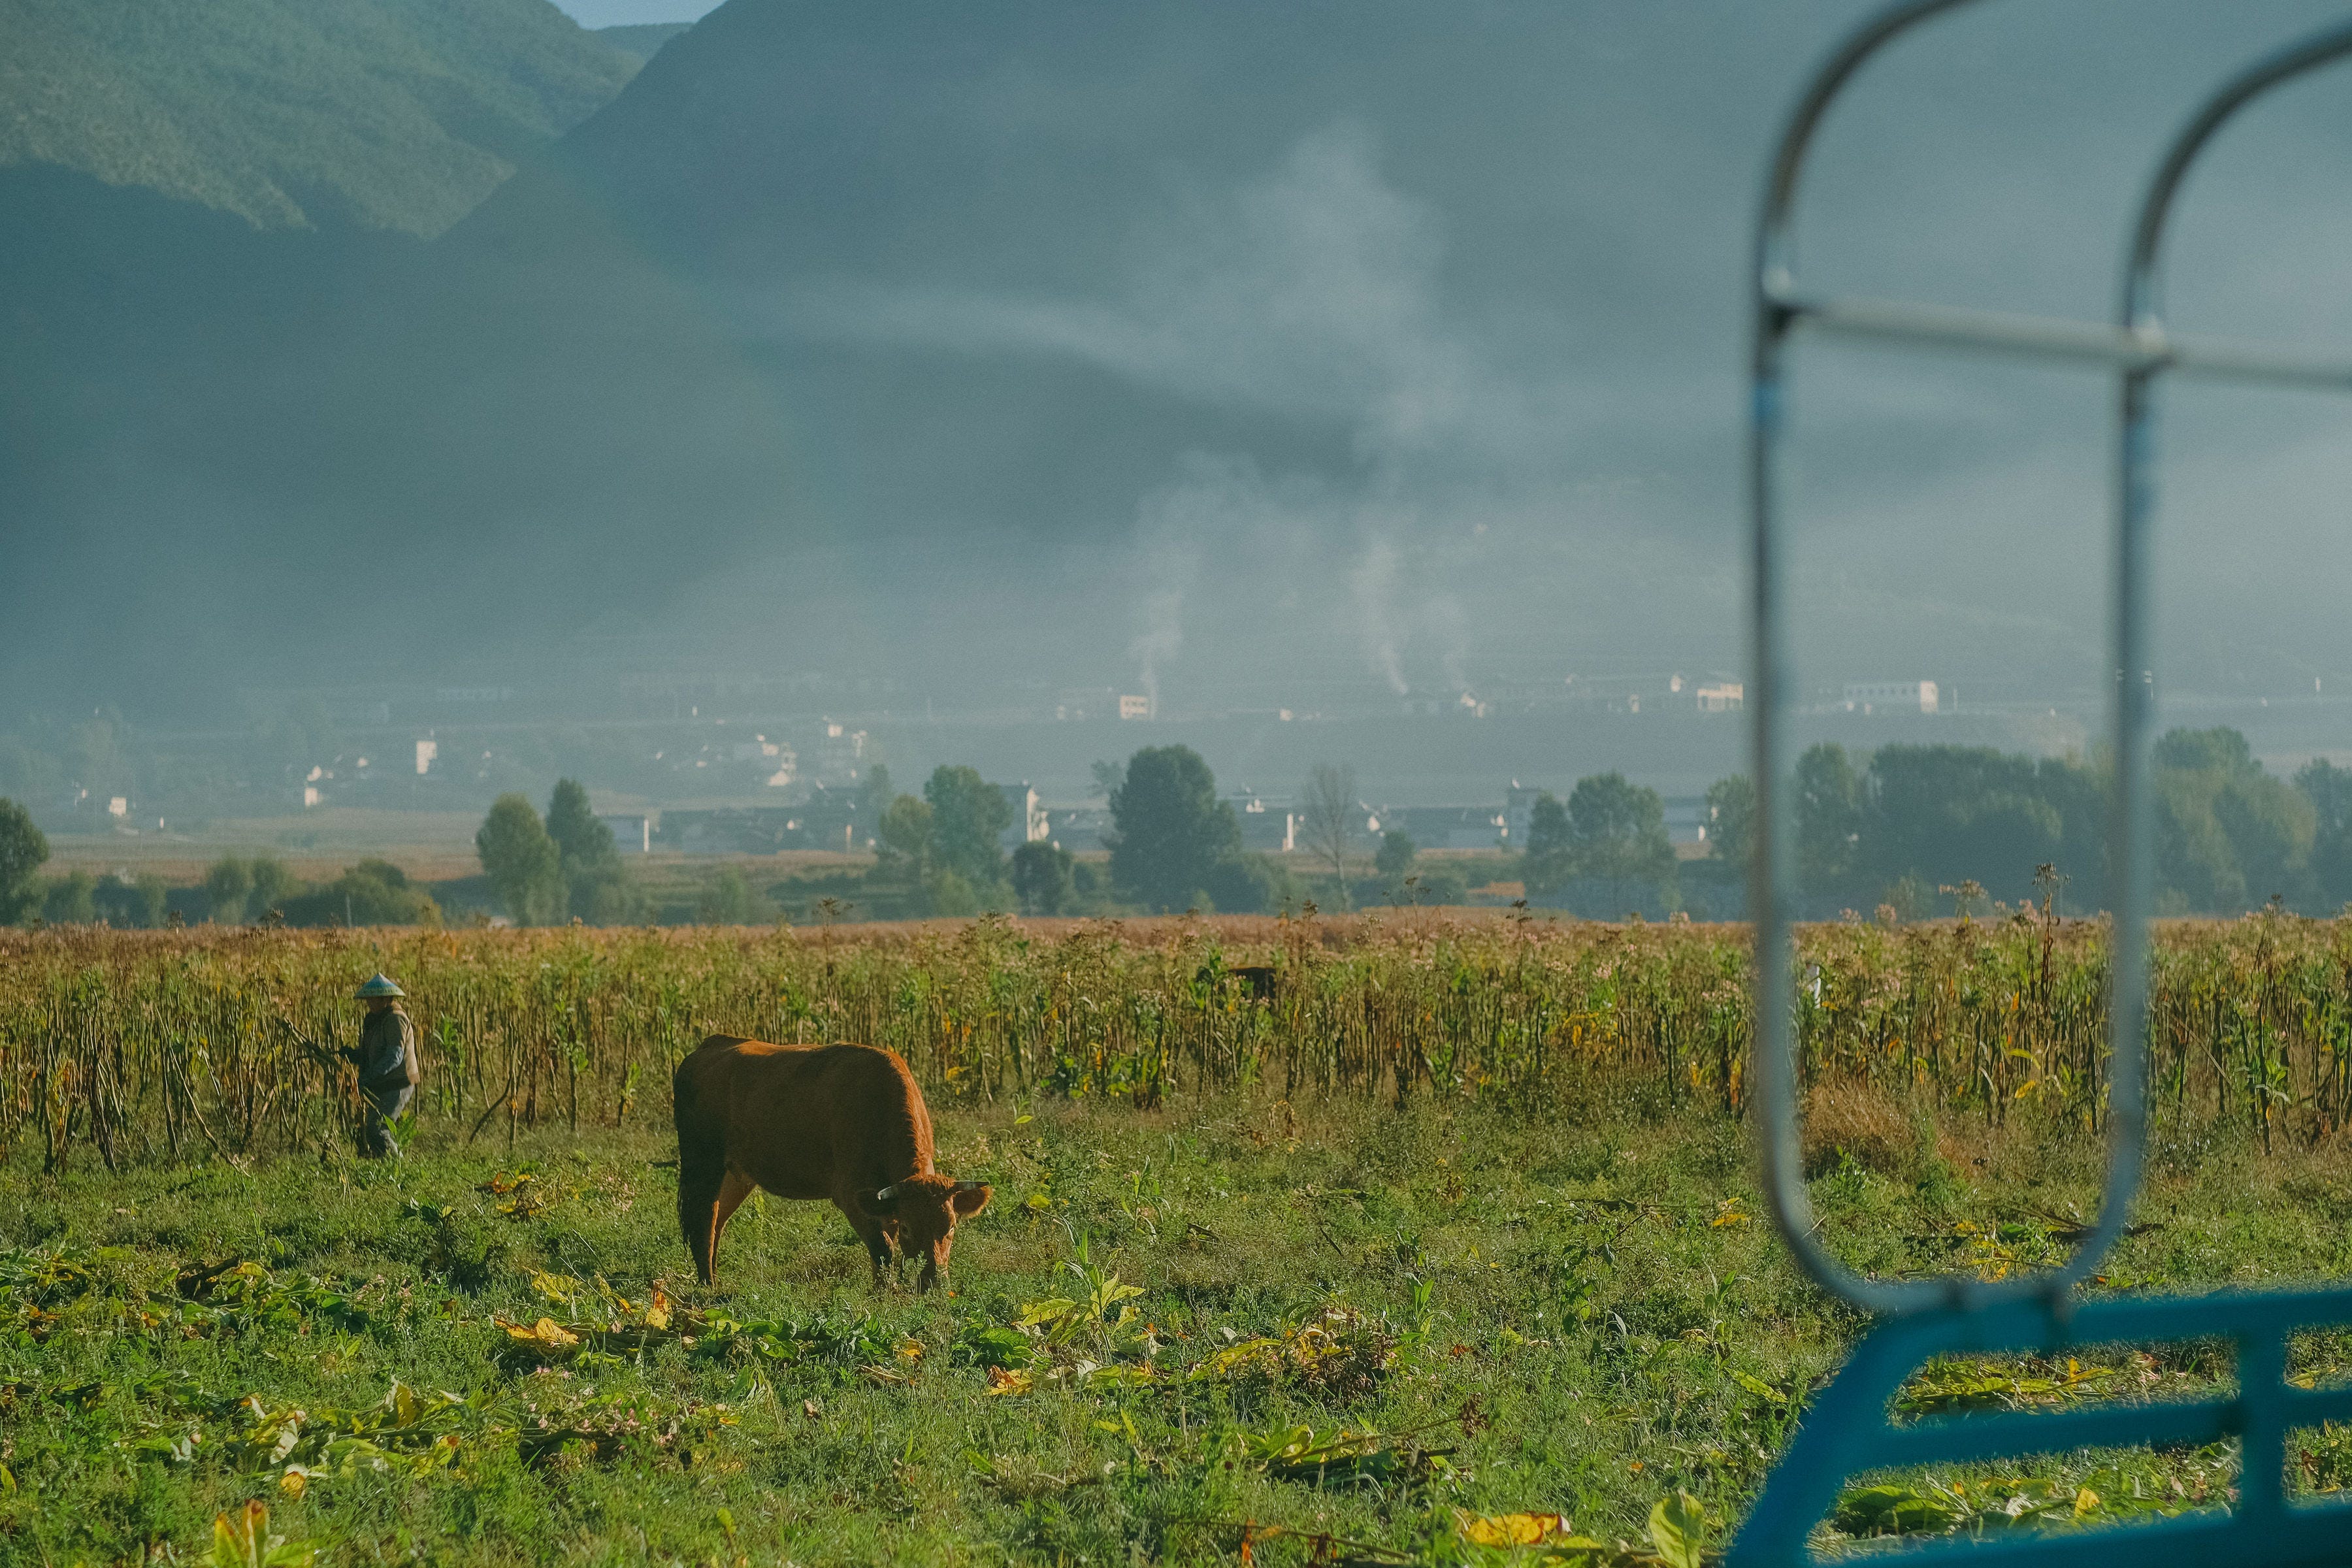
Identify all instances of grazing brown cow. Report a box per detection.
[671,1036,991,1290]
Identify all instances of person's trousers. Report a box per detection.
[361,1085,415,1157]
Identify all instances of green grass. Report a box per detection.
[7,1094,2352,1565]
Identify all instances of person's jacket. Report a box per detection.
[353,1007,420,1095]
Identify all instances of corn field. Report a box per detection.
[7,910,2352,1172]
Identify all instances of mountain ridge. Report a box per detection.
[597,23,693,63]
[0,0,642,234]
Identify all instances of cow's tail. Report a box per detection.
[672,1047,727,1282]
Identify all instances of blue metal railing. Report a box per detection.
[1731,4,2352,1561]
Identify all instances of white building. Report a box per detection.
[1119,694,1152,720]
[1695,682,1744,713]
[1843,680,1940,715]
[998,783,1049,850]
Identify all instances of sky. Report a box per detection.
[554,0,718,27]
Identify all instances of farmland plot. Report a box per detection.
[7,915,2352,1562]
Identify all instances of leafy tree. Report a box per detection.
[1374,828,1418,902]
[43,870,97,924]
[1703,775,1755,874]
[1011,840,1075,915]
[2297,758,2352,909]
[1563,772,1676,917]
[1201,854,1281,916]
[280,860,439,927]
[248,857,300,919]
[877,795,936,881]
[546,779,617,874]
[1795,743,1865,913]
[2212,773,2312,910]
[1521,792,1573,902]
[2153,728,2312,913]
[924,765,1012,888]
[2155,727,2256,775]
[924,869,982,917]
[545,777,636,923]
[1300,763,1360,911]
[0,796,48,923]
[1865,745,2063,906]
[94,873,169,928]
[476,794,563,925]
[1107,746,1241,912]
[696,866,768,924]
[1375,828,1417,881]
[202,856,255,924]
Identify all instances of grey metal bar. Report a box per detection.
[1778,292,2352,390]
[1750,0,2011,1320]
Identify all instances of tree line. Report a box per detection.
[9,725,2350,928]
[1512,726,2352,920]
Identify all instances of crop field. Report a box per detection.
[8,914,2352,1564]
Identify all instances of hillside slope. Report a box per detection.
[0,0,638,233]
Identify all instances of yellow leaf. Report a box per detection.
[2074,1486,2101,1516]
[529,1271,574,1301]
[1454,1511,1577,1547]
[278,1469,307,1499]
[645,1288,671,1330]
[985,1367,1034,1397]
[495,1315,581,1349]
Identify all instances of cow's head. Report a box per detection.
[860,1175,992,1290]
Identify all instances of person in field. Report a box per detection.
[672,1037,990,1290]
[348,973,420,1158]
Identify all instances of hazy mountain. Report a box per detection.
[596,24,693,63]
[0,0,640,234]
[9,0,2352,725]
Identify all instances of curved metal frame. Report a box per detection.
[1749,0,2352,1320]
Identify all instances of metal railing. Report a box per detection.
[1732,3,2352,1561]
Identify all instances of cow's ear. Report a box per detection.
[858,1186,900,1216]
[950,1183,992,1217]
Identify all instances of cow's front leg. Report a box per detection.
[843,1203,896,1289]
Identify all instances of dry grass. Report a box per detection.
[8,911,2352,1176]
[1802,1079,1923,1179]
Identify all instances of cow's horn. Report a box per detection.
[873,1184,897,1202]
[955,1180,981,1192]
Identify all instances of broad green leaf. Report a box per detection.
[1648,1490,1707,1568]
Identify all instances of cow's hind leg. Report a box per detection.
[678,1145,730,1286]
[708,1169,755,1271]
